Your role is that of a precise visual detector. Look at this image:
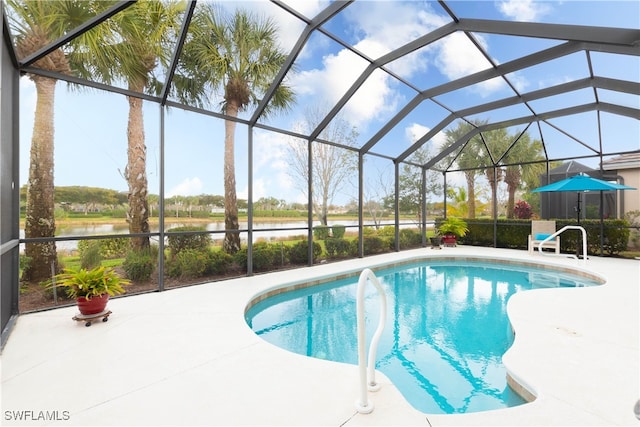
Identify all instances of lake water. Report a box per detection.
[20,220,429,252]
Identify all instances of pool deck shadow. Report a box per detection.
[1,247,638,426]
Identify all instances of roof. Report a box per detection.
[601,152,640,170]
[548,160,594,176]
[5,1,640,180]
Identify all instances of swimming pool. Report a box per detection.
[245,258,603,414]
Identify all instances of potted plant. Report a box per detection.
[49,266,130,315]
[429,230,443,249]
[437,217,469,247]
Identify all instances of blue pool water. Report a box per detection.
[245,259,602,414]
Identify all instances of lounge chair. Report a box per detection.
[528,220,560,255]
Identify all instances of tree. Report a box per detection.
[395,146,442,229]
[184,5,295,253]
[255,196,283,210]
[7,0,102,281]
[286,104,358,225]
[442,121,485,219]
[364,161,394,229]
[71,0,185,251]
[481,127,510,218]
[501,132,545,218]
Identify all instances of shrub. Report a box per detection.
[331,224,346,239]
[514,200,533,219]
[78,237,128,259]
[233,242,282,272]
[287,241,322,264]
[313,225,330,240]
[167,226,210,257]
[207,250,233,275]
[123,249,155,282]
[167,248,208,278]
[325,237,351,258]
[363,236,387,255]
[166,247,232,278]
[399,228,422,248]
[19,255,32,280]
[80,240,102,269]
[378,226,395,238]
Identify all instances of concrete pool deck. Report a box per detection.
[1,247,638,426]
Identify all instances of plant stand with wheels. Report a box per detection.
[72,310,112,327]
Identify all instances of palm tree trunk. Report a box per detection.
[24,76,58,282]
[465,171,476,219]
[223,101,241,254]
[126,90,150,251]
[486,168,497,218]
[505,167,520,218]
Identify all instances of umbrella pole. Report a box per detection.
[576,192,582,258]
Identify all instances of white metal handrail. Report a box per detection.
[355,268,387,414]
[537,225,587,265]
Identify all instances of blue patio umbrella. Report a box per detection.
[532,174,636,223]
[531,174,636,194]
[532,174,636,255]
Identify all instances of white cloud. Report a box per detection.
[434,32,503,94]
[249,130,302,202]
[406,123,429,144]
[406,123,447,151]
[287,1,449,129]
[289,49,374,125]
[166,177,203,197]
[279,0,327,20]
[496,0,552,22]
[345,2,447,77]
[20,77,36,117]
[238,178,265,202]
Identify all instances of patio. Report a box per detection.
[1,247,638,426]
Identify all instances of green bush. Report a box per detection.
[313,225,330,240]
[207,250,233,275]
[19,255,32,280]
[233,242,283,272]
[377,226,394,237]
[123,248,155,281]
[363,235,387,255]
[287,241,322,264]
[325,237,351,258]
[399,228,422,249]
[166,247,232,278]
[463,218,631,255]
[167,226,210,257]
[80,240,102,269]
[331,224,346,238]
[166,248,208,278]
[78,237,129,259]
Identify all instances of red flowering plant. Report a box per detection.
[514,200,532,219]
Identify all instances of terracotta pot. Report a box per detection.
[442,234,457,247]
[77,294,109,315]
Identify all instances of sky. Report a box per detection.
[17,0,640,206]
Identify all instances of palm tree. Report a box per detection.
[7,0,102,282]
[183,4,295,254]
[502,132,545,218]
[71,0,185,251]
[482,127,510,218]
[443,121,485,219]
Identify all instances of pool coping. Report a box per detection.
[1,246,638,426]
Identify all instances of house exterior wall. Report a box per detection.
[602,153,640,219]
[617,169,640,217]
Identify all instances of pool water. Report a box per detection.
[245,260,601,414]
